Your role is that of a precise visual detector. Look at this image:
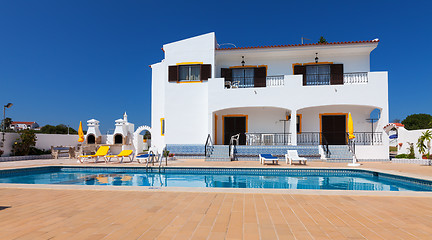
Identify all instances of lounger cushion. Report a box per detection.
[260,154,278,159]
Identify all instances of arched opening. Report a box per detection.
[114,134,123,144]
[87,134,96,144]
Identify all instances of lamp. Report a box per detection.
[315,53,319,63]
[2,103,13,145]
[241,56,245,66]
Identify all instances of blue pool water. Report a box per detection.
[0,167,431,192]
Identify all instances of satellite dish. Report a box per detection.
[368,108,381,123]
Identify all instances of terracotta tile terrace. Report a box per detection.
[1,158,432,239]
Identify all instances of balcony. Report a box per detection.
[224,72,368,89]
[225,75,284,89]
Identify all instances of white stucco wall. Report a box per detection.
[152,33,216,148]
[1,133,79,156]
[396,128,432,158]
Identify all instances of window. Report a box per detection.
[179,65,201,81]
[232,68,255,88]
[294,64,344,86]
[305,65,330,85]
[161,118,165,136]
[168,64,211,82]
[221,67,266,88]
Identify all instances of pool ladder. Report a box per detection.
[145,147,168,173]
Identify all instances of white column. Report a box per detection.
[290,110,297,145]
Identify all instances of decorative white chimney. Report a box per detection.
[86,119,102,144]
[113,112,134,145]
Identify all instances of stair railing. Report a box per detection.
[205,134,213,158]
[346,133,356,155]
[320,133,330,158]
[229,134,240,161]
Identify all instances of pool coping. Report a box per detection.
[1,164,432,197]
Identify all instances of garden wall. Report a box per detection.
[0,132,79,157]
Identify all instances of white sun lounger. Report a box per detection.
[285,150,307,165]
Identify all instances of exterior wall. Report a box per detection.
[396,127,432,158]
[1,133,79,156]
[355,145,389,160]
[151,62,166,151]
[151,33,215,150]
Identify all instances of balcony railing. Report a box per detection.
[298,132,382,145]
[304,72,369,86]
[245,133,291,145]
[266,75,284,87]
[344,72,368,84]
[224,75,284,88]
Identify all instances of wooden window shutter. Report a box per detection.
[200,64,211,81]
[168,65,178,82]
[330,64,344,85]
[254,67,267,87]
[221,68,232,81]
[293,65,307,86]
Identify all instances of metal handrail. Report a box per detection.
[321,134,330,158]
[229,134,240,161]
[347,134,356,155]
[205,134,213,158]
[145,150,155,169]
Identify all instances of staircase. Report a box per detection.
[326,145,353,162]
[206,145,231,162]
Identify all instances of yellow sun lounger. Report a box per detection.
[105,150,134,163]
[78,146,110,163]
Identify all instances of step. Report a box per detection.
[206,145,230,162]
[326,145,353,161]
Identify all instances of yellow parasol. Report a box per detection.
[78,121,84,142]
[348,113,355,140]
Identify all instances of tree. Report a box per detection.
[401,114,432,130]
[1,117,12,130]
[318,36,327,44]
[39,124,77,134]
[12,130,37,156]
[417,130,432,156]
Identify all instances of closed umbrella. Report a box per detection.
[348,113,355,140]
[78,121,84,143]
[347,112,360,166]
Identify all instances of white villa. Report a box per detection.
[150,32,389,160]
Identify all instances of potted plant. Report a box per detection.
[417,130,432,159]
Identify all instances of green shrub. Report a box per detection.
[12,130,37,156]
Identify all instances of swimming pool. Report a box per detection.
[1,166,431,192]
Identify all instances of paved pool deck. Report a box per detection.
[1,158,432,239]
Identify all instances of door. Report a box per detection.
[224,117,246,145]
[321,115,347,145]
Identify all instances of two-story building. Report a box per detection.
[150,32,389,160]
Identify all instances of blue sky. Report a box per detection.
[0,0,430,132]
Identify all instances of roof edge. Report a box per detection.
[215,40,379,51]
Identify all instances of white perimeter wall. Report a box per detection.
[1,133,79,156]
[396,128,432,158]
